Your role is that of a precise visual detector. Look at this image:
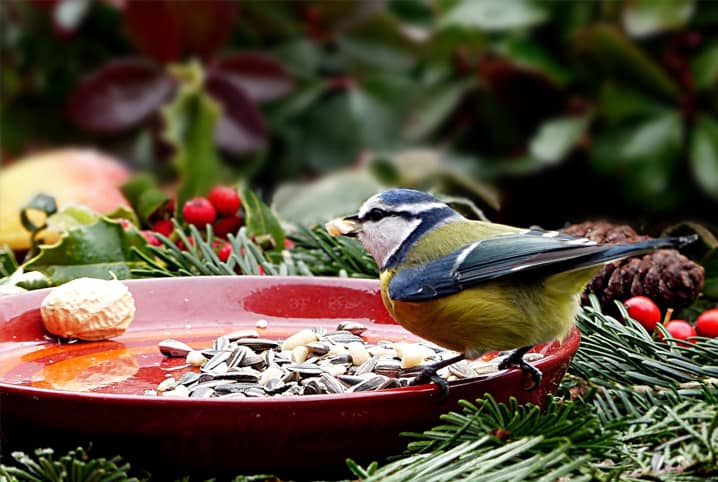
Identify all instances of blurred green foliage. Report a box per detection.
[1,0,717,229]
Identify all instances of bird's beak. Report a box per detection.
[325,214,361,237]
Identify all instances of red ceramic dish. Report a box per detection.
[0,276,579,476]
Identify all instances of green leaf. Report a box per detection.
[106,205,140,227]
[301,91,363,172]
[441,0,548,31]
[621,111,682,160]
[337,13,418,73]
[403,78,475,140]
[120,174,170,225]
[239,185,285,251]
[691,115,718,201]
[162,61,221,216]
[620,112,683,206]
[692,42,718,91]
[597,83,666,123]
[45,205,99,232]
[22,217,150,285]
[575,24,679,102]
[272,170,383,227]
[495,37,572,85]
[622,0,695,38]
[0,247,18,278]
[592,112,684,211]
[529,114,590,164]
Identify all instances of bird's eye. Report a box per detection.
[367,208,387,222]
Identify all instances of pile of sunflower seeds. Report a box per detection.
[148,322,543,398]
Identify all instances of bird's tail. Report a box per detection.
[548,234,698,295]
[591,234,697,264]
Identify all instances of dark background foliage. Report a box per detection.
[2,0,717,229]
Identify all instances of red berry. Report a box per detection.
[182,197,216,226]
[141,231,162,246]
[208,186,241,216]
[151,219,174,237]
[284,239,295,249]
[695,308,718,338]
[213,215,242,238]
[218,242,232,262]
[624,296,662,332]
[257,264,265,275]
[663,320,697,345]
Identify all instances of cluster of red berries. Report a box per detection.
[135,186,243,262]
[181,186,242,261]
[623,296,718,345]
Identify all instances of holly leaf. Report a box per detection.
[45,205,100,233]
[692,42,718,91]
[22,217,150,285]
[213,53,294,103]
[120,174,170,225]
[620,112,683,209]
[597,83,666,122]
[622,0,695,38]
[161,62,221,215]
[440,0,548,31]
[0,247,18,278]
[403,78,476,141]
[66,59,174,133]
[690,115,718,201]
[239,184,285,252]
[272,170,383,227]
[495,37,572,86]
[575,24,679,102]
[529,114,590,164]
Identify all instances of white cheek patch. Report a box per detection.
[360,217,422,268]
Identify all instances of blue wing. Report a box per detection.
[388,229,695,302]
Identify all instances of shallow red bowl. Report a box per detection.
[0,276,579,477]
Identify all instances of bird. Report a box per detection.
[326,188,696,397]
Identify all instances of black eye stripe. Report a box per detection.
[361,209,417,222]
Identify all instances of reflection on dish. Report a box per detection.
[32,347,139,392]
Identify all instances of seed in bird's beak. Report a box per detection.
[325,215,360,237]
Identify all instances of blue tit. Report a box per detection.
[326,189,696,394]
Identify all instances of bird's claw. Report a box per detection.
[498,348,543,391]
[410,366,450,402]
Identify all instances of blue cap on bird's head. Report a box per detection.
[325,189,462,270]
[375,189,442,207]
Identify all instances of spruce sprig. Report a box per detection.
[0,447,144,482]
[287,225,378,278]
[571,296,718,391]
[129,223,311,278]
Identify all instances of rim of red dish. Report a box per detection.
[0,276,581,406]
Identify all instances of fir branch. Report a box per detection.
[129,225,309,278]
[287,225,378,278]
[350,395,614,482]
[0,447,145,482]
[571,297,718,392]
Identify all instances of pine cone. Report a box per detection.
[560,221,704,314]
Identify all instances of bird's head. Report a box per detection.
[326,189,462,270]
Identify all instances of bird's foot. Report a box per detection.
[498,347,543,391]
[409,366,450,402]
[408,353,466,403]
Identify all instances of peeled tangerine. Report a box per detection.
[40,277,135,341]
